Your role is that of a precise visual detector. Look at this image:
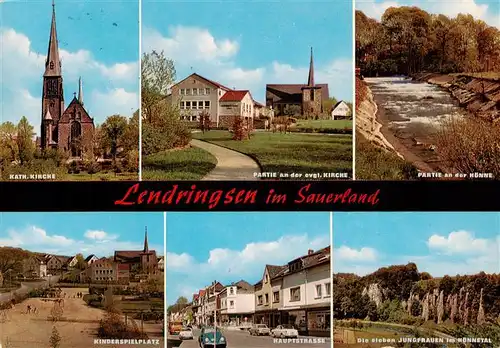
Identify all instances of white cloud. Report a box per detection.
[335,245,378,262]
[143,26,353,102]
[357,0,499,28]
[334,231,499,277]
[84,230,117,241]
[0,225,162,257]
[90,88,138,121]
[167,234,330,302]
[0,28,138,129]
[427,230,490,254]
[143,26,239,64]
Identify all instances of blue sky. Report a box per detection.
[0,0,139,134]
[334,212,500,277]
[166,212,330,305]
[142,0,353,103]
[0,212,164,258]
[356,0,500,28]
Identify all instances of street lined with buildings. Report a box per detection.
[169,246,331,340]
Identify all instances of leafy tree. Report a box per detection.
[16,117,35,165]
[49,326,61,348]
[0,121,18,163]
[101,115,128,164]
[232,117,247,140]
[0,247,31,275]
[75,254,86,269]
[142,50,176,124]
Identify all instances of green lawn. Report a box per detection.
[295,119,352,130]
[194,130,352,177]
[142,146,217,180]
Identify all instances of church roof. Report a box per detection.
[266,84,329,103]
[59,96,94,124]
[44,0,62,77]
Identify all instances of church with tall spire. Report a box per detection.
[114,227,159,278]
[41,0,95,158]
[265,48,329,116]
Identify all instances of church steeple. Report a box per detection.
[78,77,84,105]
[45,0,62,77]
[143,227,149,253]
[307,47,315,87]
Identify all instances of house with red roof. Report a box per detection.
[169,73,266,128]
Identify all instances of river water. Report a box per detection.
[364,77,468,171]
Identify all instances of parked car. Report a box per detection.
[271,324,299,338]
[249,324,270,336]
[198,327,227,348]
[179,327,194,340]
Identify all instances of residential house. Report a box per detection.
[85,254,99,265]
[205,281,224,325]
[331,100,351,120]
[219,280,255,327]
[254,265,287,327]
[193,281,224,325]
[85,257,117,283]
[281,247,331,337]
[24,256,48,278]
[192,289,206,325]
[218,90,255,128]
[66,255,79,269]
[266,48,329,117]
[46,255,69,273]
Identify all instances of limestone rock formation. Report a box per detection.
[437,290,444,324]
[422,293,429,321]
[362,283,384,308]
[477,288,485,325]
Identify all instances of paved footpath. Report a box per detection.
[191,139,260,180]
[178,329,329,348]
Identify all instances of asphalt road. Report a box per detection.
[178,329,329,348]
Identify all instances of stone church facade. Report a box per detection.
[41,2,95,158]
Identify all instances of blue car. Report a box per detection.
[198,327,227,348]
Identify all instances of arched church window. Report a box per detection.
[50,61,54,69]
[49,101,55,107]
[76,112,81,121]
[71,121,82,140]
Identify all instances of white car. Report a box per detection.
[271,324,299,338]
[179,327,194,340]
[249,324,270,336]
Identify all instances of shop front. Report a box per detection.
[305,305,330,337]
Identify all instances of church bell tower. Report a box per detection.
[41,0,64,149]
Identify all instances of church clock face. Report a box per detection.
[46,79,58,96]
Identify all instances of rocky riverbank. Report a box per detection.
[412,73,500,123]
[355,78,401,155]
